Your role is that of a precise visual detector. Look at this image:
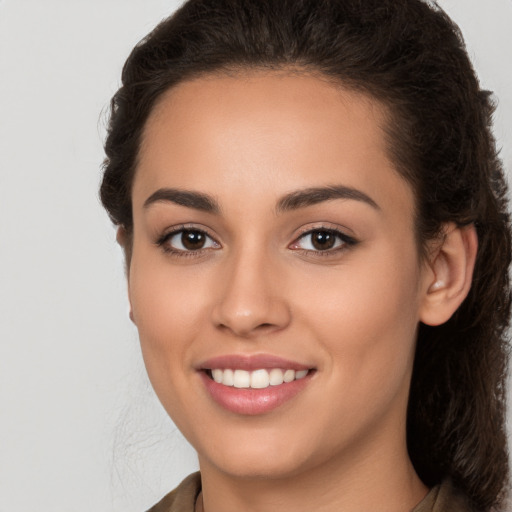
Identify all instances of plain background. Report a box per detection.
[0,1,511,510]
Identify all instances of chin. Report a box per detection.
[197,428,322,481]
[205,454,311,481]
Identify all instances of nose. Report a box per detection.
[211,249,291,338]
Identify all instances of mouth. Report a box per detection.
[197,355,316,415]
[205,367,310,389]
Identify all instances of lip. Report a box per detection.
[197,354,312,371]
[197,354,315,415]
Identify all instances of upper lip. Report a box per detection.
[197,354,313,371]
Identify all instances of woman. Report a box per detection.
[100,0,511,510]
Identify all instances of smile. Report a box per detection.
[198,355,315,415]
[208,368,309,389]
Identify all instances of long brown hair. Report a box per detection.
[100,1,511,509]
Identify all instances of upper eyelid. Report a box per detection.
[294,229,354,243]
[159,224,217,239]
[293,222,355,239]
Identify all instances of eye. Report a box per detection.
[158,228,220,254]
[290,228,357,253]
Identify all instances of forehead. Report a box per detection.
[134,71,413,218]
[141,71,389,163]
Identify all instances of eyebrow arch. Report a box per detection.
[143,188,220,214]
[276,185,380,213]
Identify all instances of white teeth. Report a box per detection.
[210,368,310,389]
[212,369,223,383]
[250,369,270,389]
[222,368,234,386]
[269,368,284,386]
[283,369,295,383]
[233,369,251,388]
[295,369,308,380]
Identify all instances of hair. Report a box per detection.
[100,0,511,509]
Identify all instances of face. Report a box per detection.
[128,72,432,480]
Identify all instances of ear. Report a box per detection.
[116,225,127,247]
[419,223,478,326]
[116,226,136,324]
[116,225,133,267]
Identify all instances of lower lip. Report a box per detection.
[199,371,313,415]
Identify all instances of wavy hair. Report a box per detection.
[100,0,511,509]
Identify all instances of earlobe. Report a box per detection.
[116,226,127,247]
[128,284,137,325]
[419,223,478,326]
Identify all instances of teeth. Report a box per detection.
[295,370,308,379]
[212,369,223,383]
[233,369,251,388]
[283,369,295,383]
[222,368,234,386]
[251,369,270,389]
[269,368,284,386]
[209,368,310,389]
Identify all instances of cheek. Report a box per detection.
[128,251,210,398]
[298,245,422,409]
[128,268,215,444]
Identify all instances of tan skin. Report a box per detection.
[121,72,477,512]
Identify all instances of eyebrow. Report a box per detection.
[275,185,380,213]
[143,184,379,215]
[143,188,221,214]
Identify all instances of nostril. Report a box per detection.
[212,296,292,337]
[251,322,285,336]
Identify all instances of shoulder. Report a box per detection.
[413,479,477,512]
[146,472,201,512]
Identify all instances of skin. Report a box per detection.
[125,72,477,512]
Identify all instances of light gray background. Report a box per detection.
[0,1,511,511]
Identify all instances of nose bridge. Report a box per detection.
[212,241,290,337]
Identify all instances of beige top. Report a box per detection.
[146,472,474,512]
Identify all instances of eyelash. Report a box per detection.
[289,227,358,257]
[155,226,358,258]
[156,225,220,258]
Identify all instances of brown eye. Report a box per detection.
[310,230,336,250]
[160,228,220,254]
[290,228,357,254]
[181,230,206,250]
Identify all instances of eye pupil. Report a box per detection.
[181,230,205,250]
[312,231,335,250]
